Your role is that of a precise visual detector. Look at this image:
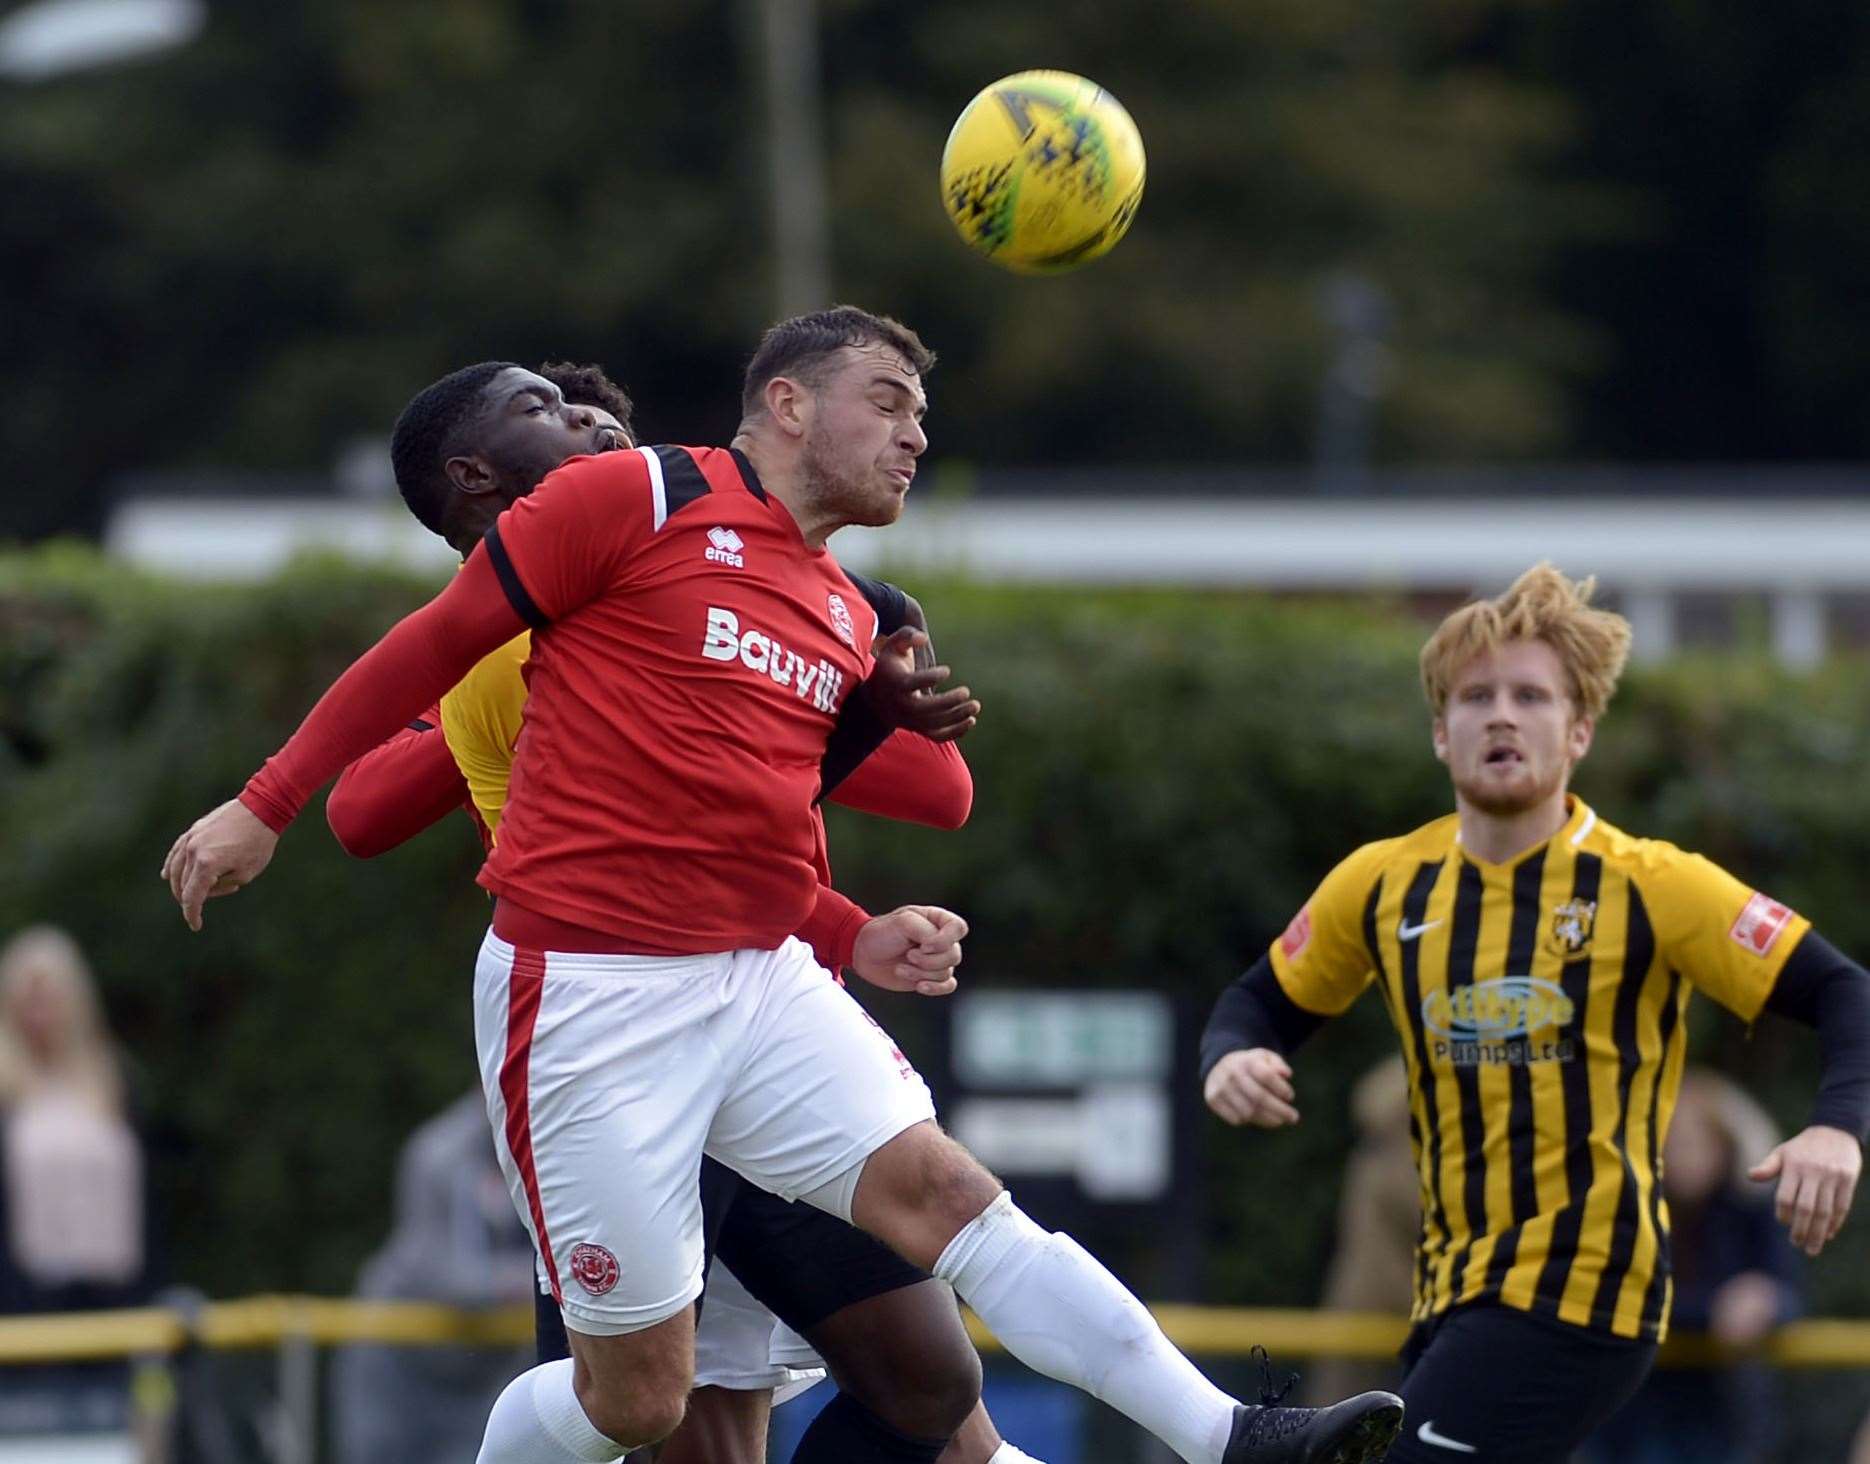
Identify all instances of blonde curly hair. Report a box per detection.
[1420,563,1633,720]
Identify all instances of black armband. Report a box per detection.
[1199,954,1328,1082]
[1765,931,1870,1144]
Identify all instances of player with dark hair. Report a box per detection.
[387,361,633,550]
[166,305,1405,1464]
[335,360,1047,1464]
[1201,565,1869,1463]
[736,305,935,419]
[536,359,634,428]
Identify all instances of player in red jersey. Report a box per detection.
[164,307,1404,1464]
[333,360,1045,1464]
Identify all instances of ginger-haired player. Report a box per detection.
[1203,563,1870,1464]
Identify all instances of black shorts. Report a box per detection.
[710,1159,931,1333]
[1385,1304,1657,1464]
[535,1156,928,1362]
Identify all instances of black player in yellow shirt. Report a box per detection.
[1201,565,1869,1464]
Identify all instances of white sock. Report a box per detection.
[934,1193,1236,1464]
[477,1358,626,1463]
[988,1444,1047,1463]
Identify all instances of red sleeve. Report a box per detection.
[492,451,651,621]
[827,731,972,830]
[238,547,527,832]
[326,708,470,858]
[795,883,871,974]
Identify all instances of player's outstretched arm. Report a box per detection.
[1754,930,1870,1256]
[161,546,528,928]
[848,905,967,997]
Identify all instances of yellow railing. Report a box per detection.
[1,1297,1866,1369]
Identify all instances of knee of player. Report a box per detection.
[906,1341,983,1439]
[843,1355,981,1443]
[575,1372,689,1449]
[918,1134,1000,1228]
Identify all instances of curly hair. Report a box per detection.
[538,360,635,438]
[740,305,935,419]
[1420,563,1633,720]
[388,361,520,536]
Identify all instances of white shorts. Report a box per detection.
[694,1256,825,1395]
[475,930,935,1337]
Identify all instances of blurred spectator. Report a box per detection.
[0,925,154,1456]
[332,1091,537,1464]
[0,925,146,1312]
[1582,1069,1802,1464]
[1304,1056,1415,1405]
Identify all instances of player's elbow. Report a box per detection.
[324,792,389,859]
[927,788,972,830]
[924,768,973,829]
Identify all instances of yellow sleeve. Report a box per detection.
[439,632,531,842]
[1639,843,1811,1022]
[1267,841,1393,1016]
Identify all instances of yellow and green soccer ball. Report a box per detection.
[940,70,1146,274]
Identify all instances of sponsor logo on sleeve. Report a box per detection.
[1278,905,1313,962]
[1729,892,1795,957]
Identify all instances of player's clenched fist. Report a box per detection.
[160,798,278,931]
[1203,1047,1301,1128]
[850,905,967,996]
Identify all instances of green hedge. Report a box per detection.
[4,546,1868,1316]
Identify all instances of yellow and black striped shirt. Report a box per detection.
[1269,798,1808,1341]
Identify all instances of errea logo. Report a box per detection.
[705,526,745,568]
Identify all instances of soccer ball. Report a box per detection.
[940,70,1145,274]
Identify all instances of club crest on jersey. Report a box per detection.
[568,1243,620,1296]
[701,607,847,713]
[1545,899,1597,958]
[705,526,745,568]
[827,592,856,648]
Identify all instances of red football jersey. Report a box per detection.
[480,445,878,952]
